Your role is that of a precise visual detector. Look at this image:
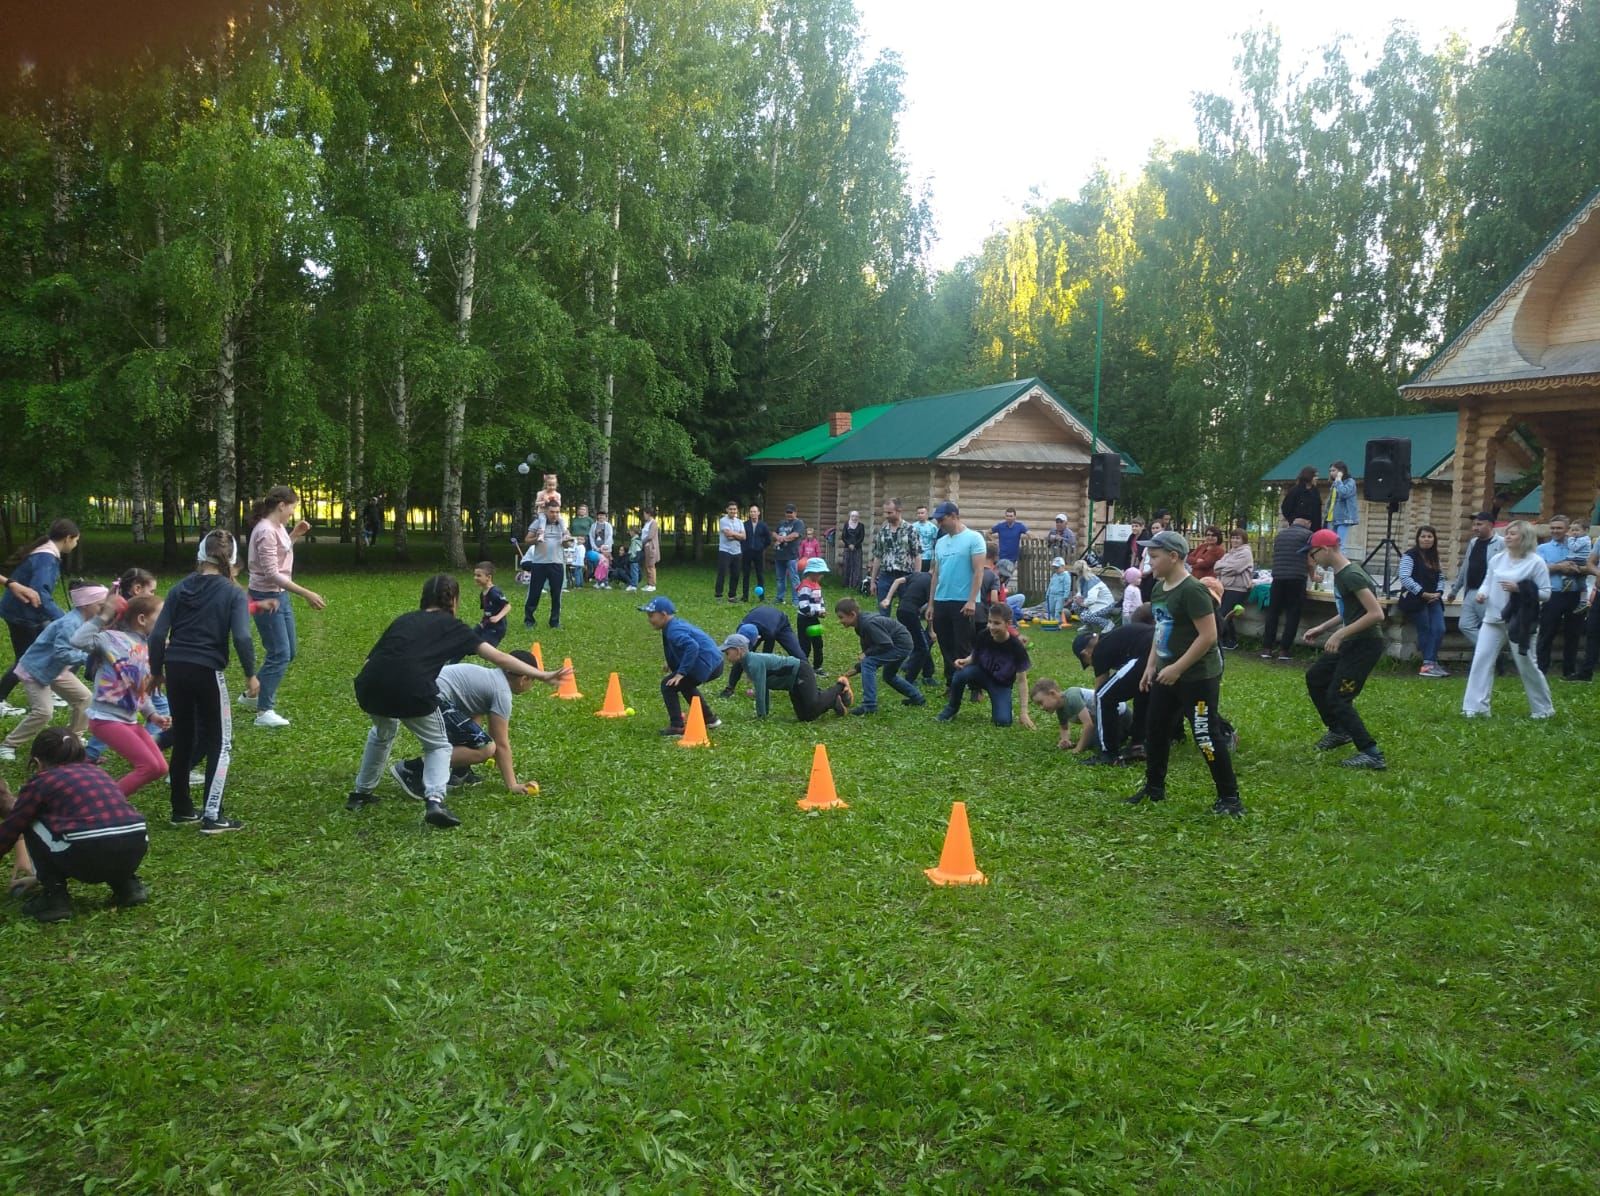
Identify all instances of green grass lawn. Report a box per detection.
[3,559,1598,1193]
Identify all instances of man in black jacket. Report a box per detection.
[739,504,772,602]
[1261,518,1313,660]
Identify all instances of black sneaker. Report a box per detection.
[1340,748,1387,771]
[170,811,202,827]
[345,791,380,811]
[390,761,426,801]
[1081,752,1123,767]
[901,694,927,707]
[704,717,723,730]
[1211,795,1245,817]
[833,694,849,717]
[933,706,955,721]
[1562,671,1593,682]
[423,799,461,829]
[449,767,483,788]
[659,724,685,737]
[22,885,72,923]
[715,689,736,700]
[110,876,150,907]
[1258,651,1273,660]
[1313,731,1353,751]
[848,706,875,716]
[1124,785,1166,805]
[200,816,245,834]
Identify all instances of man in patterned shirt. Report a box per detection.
[870,498,921,605]
[0,727,149,922]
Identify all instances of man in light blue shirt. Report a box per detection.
[928,501,986,688]
[912,505,938,571]
[1536,514,1593,676]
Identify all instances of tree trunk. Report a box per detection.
[442,0,494,569]
[598,11,625,514]
[160,467,180,570]
[392,357,411,563]
[351,388,367,564]
[129,456,150,544]
[476,461,491,560]
[216,303,239,534]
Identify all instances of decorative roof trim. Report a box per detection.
[1410,189,1600,387]
[1401,372,1600,400]
[936,386,1086,459]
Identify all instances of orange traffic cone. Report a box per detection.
[796,743,848,810]
[551,657,583,700]
[531,641,545,671]
[678,695,712,748]
[925,801,988,886]
[595,671,631,718]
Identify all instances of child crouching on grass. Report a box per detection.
[347,574,570,827]
[0,728,149,923]
[1030,677,1114,752]
[935,604,1035,728]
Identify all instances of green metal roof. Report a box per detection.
[1260,411,1462,483]
[1510,484,1542,515]
[746,404,894,463]
[748,377,1140,473]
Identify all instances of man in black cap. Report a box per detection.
[1446,512,1504,649]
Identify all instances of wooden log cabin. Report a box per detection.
[1401,186,1600,549]
[747,378,1140,561]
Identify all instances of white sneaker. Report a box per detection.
[189,770,206,785]
[51,695,68,709]
[236,692,258,710]
[624,585,637,592]
[0,701,24,718]
[643,585,656,592]
[0,746,14,762]
[254,710,290,729]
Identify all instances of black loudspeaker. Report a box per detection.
[1363,438,1412,504]
[1090,452,1122,503]
[1101,539,1130,570]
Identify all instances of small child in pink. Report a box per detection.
[1121,566,1143,623]
[70,595,170,797]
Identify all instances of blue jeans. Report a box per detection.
[875,571,907,605]
[944,663,1015,725]
[1414,599,1445,664]
[249,589,297,713]
[859,650,918,709]
[774,558,799,603]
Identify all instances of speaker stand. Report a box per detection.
[1362,501,1403,595]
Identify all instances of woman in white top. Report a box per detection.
[244,486,326,728]
[1462,519,1552,719]
[1069,561,1116,633]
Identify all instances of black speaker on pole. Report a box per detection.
[1363,437,1412,504]
[1089,452,1122,503]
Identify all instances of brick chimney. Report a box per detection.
[828,411,852,436]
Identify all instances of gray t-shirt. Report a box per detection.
[525,515,567,565]
[718,515,743,555]
[436,663,513,722]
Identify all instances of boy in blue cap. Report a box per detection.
[640,597,724,736]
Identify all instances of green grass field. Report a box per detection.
[3,555,1598,1193]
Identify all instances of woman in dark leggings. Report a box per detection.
[0,519,80,715]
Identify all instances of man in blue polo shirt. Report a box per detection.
[928,501,986,688]
[1536,513,1592,677]
[991,507,1028,572]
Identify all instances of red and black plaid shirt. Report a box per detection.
[0,763,144,853]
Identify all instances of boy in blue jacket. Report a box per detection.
[641,597,724,736]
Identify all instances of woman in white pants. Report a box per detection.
[1462,520,1553,719]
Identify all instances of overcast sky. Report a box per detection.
[855,0,1516,269]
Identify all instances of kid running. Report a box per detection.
[640,597,723,736]
[473,561,510,649]
[148,529,260,832]
[70,594,171,799]
[1127,530,1243,815]
[1300,528,1388,769]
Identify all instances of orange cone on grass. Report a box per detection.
[678,695,711,748]
[797,743,847,810]
[531,641,546,671]
[551,657,583,700]
[925,801,987,886]
[595,671,631,718]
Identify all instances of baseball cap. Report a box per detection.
[784,504,796,513]
[1301,529,1341,554]
[1471,510,1494,522]
[737,622,760,642]
[637,596,676,614]
[1072,628,1097,663]
[1054,513,1068,522]
[1137,529,1189,556]
[931,501,959,519]
[719,632,750,652]
[1050,556,1065,568]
